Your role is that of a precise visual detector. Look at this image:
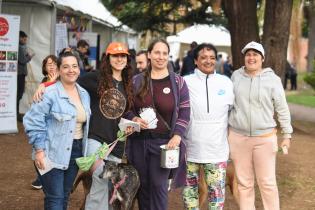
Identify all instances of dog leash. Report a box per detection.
[109,175,128,204]
[89,140,119,174]
[90,131,135,174]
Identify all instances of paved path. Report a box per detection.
[288,103,315,122]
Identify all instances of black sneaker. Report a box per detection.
[31,179,42,190]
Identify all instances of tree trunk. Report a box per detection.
[223,0,259,69]
[289,0,303,70]
[307,1,315,72]
[262,0,293,79]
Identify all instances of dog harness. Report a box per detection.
[109,175,128,204]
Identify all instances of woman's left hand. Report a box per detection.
[167,135,181,149]
[280,138,291,151]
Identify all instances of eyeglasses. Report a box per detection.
[47,63,57,67]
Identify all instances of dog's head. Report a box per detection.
[99,160,119,179]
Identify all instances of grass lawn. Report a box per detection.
[285,72,315,107]
[286,93,315,107]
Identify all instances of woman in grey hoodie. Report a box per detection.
[228,41,293,210]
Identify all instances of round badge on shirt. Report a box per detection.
[163,87,171,94]
[99,88,126,119]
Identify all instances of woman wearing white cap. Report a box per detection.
[228,41,293,210]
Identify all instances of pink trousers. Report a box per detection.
[228,130,279,210]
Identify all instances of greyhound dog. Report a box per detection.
[72,161,140,210]
[99,161,140,210]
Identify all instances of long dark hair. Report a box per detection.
[97,54,134,110]
[137,38,170,100]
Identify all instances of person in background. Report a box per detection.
[228,41,293,210]
[181,41,198,76]
[169,55,176,72]
[215,54,224,74]
[223,55,233,78]
[23,51,91,210]
[17,31,35,121]
[135,50,148,74]
[41,55,58,83]
[174,57,182,74]
[182,43,234,210]
[284,61,291,90]
[31,55,58,190]
[125,38,190,210]
[128,48,137,75]
[77,39,93,75]
[290,63,297,90]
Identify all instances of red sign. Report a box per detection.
[0,17,9,36]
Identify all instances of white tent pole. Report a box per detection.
[50,2,57,55]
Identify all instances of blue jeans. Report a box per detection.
[38,140,82,210]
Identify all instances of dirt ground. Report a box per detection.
[0,121,315,210]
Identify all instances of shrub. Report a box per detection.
[304,71,315,91]
[304,59,315,89]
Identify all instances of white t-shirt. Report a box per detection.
[184,69,234,163]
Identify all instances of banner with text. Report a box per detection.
[0,14,20,133]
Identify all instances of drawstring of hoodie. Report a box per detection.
[258,74,262,106]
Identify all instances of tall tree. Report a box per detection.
[262,0,293,77]
[289,0,304,71]
[103,0,293,79]
[222,0,260,69]
[306,0,315,72]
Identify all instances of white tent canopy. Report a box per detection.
[167,24,231,60]
[167,24,231,46]
[52,0,134,33]
[2,0,139,114]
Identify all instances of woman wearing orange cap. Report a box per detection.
[79,42,134,210]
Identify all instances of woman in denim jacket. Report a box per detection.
[23,51,91,210]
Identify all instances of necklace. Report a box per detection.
[113,79,120,89]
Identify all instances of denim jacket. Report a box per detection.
[23,81,91,170]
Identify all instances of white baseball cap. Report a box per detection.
[241,41,265,57]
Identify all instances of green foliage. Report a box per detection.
[101,0,227,34]
[304,71,315,91]
[287,94,315,108]
[304,61,315,90]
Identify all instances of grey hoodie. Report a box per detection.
[228,67,293,138]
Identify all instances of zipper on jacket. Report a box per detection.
[206,74,209,113]
[249,77,252,136]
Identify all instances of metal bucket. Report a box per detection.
[160,145,179,169]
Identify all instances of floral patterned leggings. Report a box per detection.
[182,161,227,210]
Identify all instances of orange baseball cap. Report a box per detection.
[106,42,129,55]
